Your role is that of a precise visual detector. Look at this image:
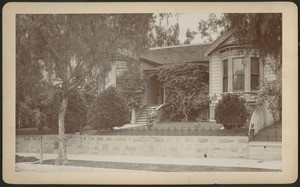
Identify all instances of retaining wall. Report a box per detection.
[16,135,281,160]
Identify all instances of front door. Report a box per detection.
[147,75,160,105]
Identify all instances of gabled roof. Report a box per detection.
[139,43,212,65]
[204,30,234,57]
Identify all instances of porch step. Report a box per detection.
[135,105,159,125]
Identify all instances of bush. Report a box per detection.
[256,80,282,121]
[88,86,130,131]
[215,93,249,129]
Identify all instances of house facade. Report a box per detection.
[205,32,279,131]
[104,32,279,128]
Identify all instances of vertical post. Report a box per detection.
[249,123,255,141]
[40,135,43,163]
[131,108,136,124]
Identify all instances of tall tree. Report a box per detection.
[16,14,154,165]
[149,13,180,47]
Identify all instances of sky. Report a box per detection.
[165,13,222,44]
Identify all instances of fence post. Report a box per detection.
[249,123,255,141]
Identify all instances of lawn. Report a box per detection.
[38,159,279,172]
[253,120,282,141]
[95,122,248,136]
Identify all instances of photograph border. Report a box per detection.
[3,2,298,184]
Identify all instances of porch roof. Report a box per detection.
[139,43,212,65]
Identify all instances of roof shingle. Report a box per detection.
[139,43,212,65]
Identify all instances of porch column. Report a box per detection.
[163,86,166,104]
[131,109,136,124]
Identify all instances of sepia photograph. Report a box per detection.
[2,2,298,184]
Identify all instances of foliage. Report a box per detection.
[88,87,130,131]
[158,62,209,122]
[117,64,146,109]
[215,94,249,129]
[16,14,155,163]
[146,110,157,129]
[196,13,282,77]
[43,89,90,134]
[184,28,197,44]
[256,80,282,121]
[224,13,282,76]
[149,14,180,47]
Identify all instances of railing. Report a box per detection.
[97,126,248,136]
[251,129,282,142]
[220,91,258,103]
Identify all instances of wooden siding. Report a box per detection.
[210,51,223,97]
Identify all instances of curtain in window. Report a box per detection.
[233,58,245,91]
[223,59,228,92]
[251,57,260,91]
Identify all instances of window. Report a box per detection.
[223,59,228,92]
[116,60,127,77]
[251,57,260,90]
[233,58,245,91]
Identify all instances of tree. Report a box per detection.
[183,28,197,44]
[149,14,180,47]
[158,62,209,122]
[223,13,282,79]
[16,14,154,165]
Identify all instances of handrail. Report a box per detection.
[154,103,164,111]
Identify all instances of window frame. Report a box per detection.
[223,59,228,92]
[232,57,245,92]
[250,57,260,91]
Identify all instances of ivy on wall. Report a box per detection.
[158,62,209,122]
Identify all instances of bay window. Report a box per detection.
[223,59,228,92]
[233,58,245,91]
[222,56,261,93]
[250,57,260,91]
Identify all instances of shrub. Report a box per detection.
[215,93,249,129]
[256,80,282,121]
[88,86,130,131]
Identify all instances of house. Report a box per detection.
[205,31,279,132]
[105,32,280,130]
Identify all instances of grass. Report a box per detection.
[39,159,279,172]
[253,120,282,141]
[95,122,248,136]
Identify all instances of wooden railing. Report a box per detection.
[221,91,258,103]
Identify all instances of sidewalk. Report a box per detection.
[16,152,282,171]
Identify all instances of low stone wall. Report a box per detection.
[248,141,282,161]
[16,135,281,160]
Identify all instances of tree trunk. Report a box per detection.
[40,135,43,163]
[55,96,69,165]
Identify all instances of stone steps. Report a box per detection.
[135,105,158,125]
